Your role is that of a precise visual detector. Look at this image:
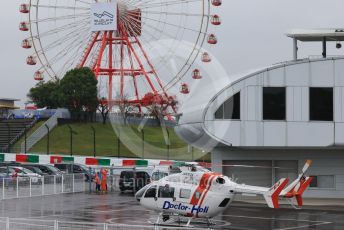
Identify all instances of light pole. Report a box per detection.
[117,129,120,158]
[67,125,73,156]
[45,124,50,155]
[166,129,170,160]
[141,129,144,159]
[192,146,194,161]
[24,126,27,154]
[91,126,96,157]
[6,123,10,153]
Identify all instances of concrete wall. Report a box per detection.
[211,147,344,198]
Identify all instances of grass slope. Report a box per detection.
[29,123,209,161]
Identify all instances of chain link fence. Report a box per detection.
[0,173,86,200]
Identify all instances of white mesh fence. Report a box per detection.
[0,173,86,200]
[0,218,160,230]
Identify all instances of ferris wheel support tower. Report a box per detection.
[77,3,172,112]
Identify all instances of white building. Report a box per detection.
[176,29,344,198]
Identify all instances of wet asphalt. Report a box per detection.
[0,192,342,230]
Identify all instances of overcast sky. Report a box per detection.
[1,0,344,107]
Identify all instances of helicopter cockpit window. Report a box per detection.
[158,185,175,198]
[216,177,225,184]
[144,185,157,198]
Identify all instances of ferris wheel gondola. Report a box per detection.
[192,69,202,79]
[211,15,221,25]
[21,39,32,49]
[201,52,211,63]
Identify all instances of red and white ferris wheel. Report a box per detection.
[19,0,222,112]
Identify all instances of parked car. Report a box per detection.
[0,162,22,167]
[23,164,62,176]
[0,167,13,180]
[150,166,181,181]
[5,166,41,183]
[54,163,94,181]
[119,171,151,192]
[21,165,47,176]
[151,171,169,181]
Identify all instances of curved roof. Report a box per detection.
[175,56,344,150]
[179,57,344,126]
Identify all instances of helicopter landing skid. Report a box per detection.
[150,213,218,229]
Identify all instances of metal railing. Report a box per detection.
[1,118,37,153]
[0,218,194,230]
[20,109,70,152]
[0,173,85,200]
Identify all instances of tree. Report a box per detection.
[145,94,177,124]
[97,97,110,124]
[115,94,138,125]
[59,67,98,121]
[27,80,61,108]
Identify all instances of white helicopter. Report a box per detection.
[135,160,313,226]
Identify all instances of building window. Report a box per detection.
[214,92,240,119]
[310,175,335,188]
[309,87,333,121]
[263,87,286,120]
[214,104,224,119]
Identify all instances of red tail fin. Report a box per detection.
[264,178,289,209]
[294,176,313,206]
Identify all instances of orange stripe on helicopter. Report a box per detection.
[196,175,217,217]
[189,173,212,206]
[188,172,220,216]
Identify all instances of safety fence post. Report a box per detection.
[104,223,108,230]
[54,176,56,194]
[42,176,45,195]
[62,175,64,193]
[133,167,137,193]
[54,220,58,230]
[29,177,32,197]
[83,174,86,192]
[5,217,9,230]
[2,178,4,200]
[16,177,19,198]
[89,168,92,193]
[72,174,75,193]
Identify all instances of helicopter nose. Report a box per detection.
[134,192,141,202]
[135,185,149,202]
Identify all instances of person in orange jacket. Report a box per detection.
[95,172,101,192]
[100,168,108,192]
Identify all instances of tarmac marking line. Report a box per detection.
[276,222,333,230]
[22,214,64,219]
[84,207,147,214]
[7,223,54,228]
[220,214,330,224]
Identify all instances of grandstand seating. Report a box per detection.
[0,119,36,152]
